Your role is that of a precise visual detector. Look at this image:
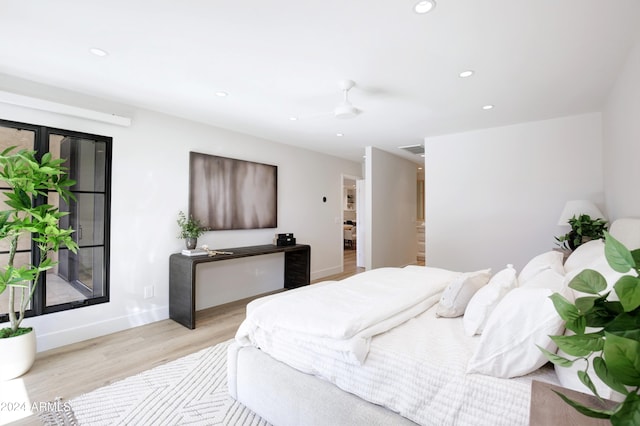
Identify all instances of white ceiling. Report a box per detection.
[1,1,639,164]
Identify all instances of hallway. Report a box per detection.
[343,245,365,277]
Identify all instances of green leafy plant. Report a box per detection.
[0,147,78,337]
[177,211,204,239]
[540,232,640,425]
[556,214,608,250]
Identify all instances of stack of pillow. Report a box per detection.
[435,250,568,379]
[435,239,636,394]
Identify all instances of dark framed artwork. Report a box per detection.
[188,152,277,230]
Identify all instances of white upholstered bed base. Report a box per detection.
[227,342,417,426]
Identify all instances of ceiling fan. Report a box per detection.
[333,79,362,119]
[293,79,363,121]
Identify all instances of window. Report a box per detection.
[0,119,111,319]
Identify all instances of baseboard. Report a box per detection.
[35,306,169,352]
[311,265,342,281]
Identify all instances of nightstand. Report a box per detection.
[529,381,616,426]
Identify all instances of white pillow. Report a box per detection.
[463,265,517,336]
[563,239,604,274]
[519,268,565,292]
[518,250,565,284]
[563,241,635,299]
[609,218,640,250]
[436,269,491,318]
[466,286,567,378]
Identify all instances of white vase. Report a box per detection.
[0,329,36,381]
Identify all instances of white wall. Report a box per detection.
[603,40,640,219]
[423,113,604,273]
[0,82,361,351]
[364,147,418,269]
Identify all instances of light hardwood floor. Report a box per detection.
[10,250,366,424]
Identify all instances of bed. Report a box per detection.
[227,218,640,425]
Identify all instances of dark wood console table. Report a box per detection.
[169,244,311,329]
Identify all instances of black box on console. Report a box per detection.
[276,237,296,246]
[275,232,296,246]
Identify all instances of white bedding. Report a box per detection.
[234,265,560,425]
[236,265,461,364]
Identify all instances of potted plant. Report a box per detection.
[177,211,204,249]
[540,232,640,425]
[556,214,608,251]
[0,147,78,380]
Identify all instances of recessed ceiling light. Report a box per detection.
[215,91,228,97]
[459,70,474,78]
[482,104,494,110]
[414,0,436,14]
[336,133,344,137]
[89,47,108,57]
[289,116,298,121]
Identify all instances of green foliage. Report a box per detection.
[0,147,78,335]
[176,210,204,239]
[0,326,32,339]
[543,232,640,425]
[556,214,608,250]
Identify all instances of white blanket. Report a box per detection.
[235,265,461,364]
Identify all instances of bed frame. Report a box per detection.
[227,343,417,425]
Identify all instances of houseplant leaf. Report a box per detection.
[610,392,640,426]
[537,345,576,367]
[605,232,636,273]
[593,356,629,396]
[606,314,640,336]
[575,295,607,313]
[550,293,581,321]
[603,332,640,386]
[552,390,613,419]
[551,333,604,357]
[550,293,587,333]
[585,298,622,328]
[578,370,602,399]
[570,269,607,294]
[632,249,640,268]
[614,276,640,312]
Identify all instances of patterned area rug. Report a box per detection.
[40,339,269,426]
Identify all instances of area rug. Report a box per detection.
[40,339,270,425]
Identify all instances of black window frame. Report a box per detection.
[0,118,112,321]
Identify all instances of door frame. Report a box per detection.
[341,173,361,272]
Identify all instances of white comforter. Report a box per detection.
[235,265,461,364]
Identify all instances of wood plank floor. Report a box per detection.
[11,250,398,425]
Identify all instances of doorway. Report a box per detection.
[342,174,364,274]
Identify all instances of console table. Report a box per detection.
[169,244,311,329]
